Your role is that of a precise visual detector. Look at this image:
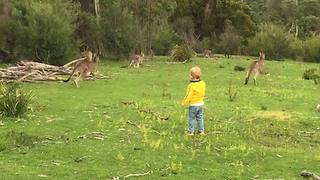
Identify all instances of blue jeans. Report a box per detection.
[188,105,204,133]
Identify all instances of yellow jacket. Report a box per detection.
[182,80,206,106]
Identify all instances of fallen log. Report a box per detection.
[0,61,69,82]
[63,57,86,68]
[0,59,105,83]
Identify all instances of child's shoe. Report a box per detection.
[188,132,194,136]
[199,131,206,136]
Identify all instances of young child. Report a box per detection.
[181,66,206,135]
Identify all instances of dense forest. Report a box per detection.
[0,0,319,65]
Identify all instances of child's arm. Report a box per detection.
[181,84,193,106]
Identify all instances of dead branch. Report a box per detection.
[63,57,86,68]
[127,120,140,128]
[0,60,71,82]
[124,171,151,179]
[17,71,37,82]
[0,57,105,83]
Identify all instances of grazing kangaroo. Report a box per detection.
[244,52,265,85]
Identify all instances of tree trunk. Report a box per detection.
[295,19,299,37]
[94,0,100,17]
[295,0,299,37]
[0,0,11,20]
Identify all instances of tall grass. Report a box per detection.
[0,82,32,118]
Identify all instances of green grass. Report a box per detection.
[1,56,320,179]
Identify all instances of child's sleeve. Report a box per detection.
[181,84,193,106]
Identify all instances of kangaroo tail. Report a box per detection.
[63,76,71,83]
[63,65,77,83]
[244,77,249,85]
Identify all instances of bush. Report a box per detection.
[302,68,320,84]
[100,2,136,57]
[11,0,79,65]
[227,81,238,102]
[169,45,192,62]
[0,131,39,151]
[0,20,16,62]
[76,12,102,53]
[289,37,320,62]
[289,39,304,60]
[192,37,215,54]
[219,23,241,58]
[0,82,32,118]
[247,23,294,60]
[153,24,181,55]
[234,65,246,71]
[302,37,320,62]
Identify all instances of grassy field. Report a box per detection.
[1,56,320,179]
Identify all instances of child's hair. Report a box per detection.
[190,66,201,80]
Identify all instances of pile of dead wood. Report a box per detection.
[0,54,110,83]
[0,61,71,82]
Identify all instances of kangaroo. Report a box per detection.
[63,52,100,88]
[81,49,93,62]
[148,48,154,60]
[244,52,265,85]
[129,52,145,68]
[203,48,213,58]
[300,170,320,180]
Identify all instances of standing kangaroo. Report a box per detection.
[129,52,145,68]
[244,52,265,85]
[63,52,99,88]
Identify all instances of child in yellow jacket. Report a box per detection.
[182,66,206,135]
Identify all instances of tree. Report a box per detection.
[76,0,102,52]
[99,0,176,57]
[247,23,295,60]
[219,22,241,58]
[171,0,255,40]
[11,0,79,65]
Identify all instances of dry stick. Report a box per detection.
[0,60,105,82]
[127,120,160,135]
[127,120,140,128]
[18,71,37,82]
[124,171,151,179]
[42,68,48,78]
[63,57,86,68]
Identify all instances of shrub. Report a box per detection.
[76,12,102,53]
[302,68,320,84]
[0,131,39,151]
[234,65,246,71]
[302,37,320,62]
[11,0,79,65]
[227,80,238,102]
[100,2,136,57]
[169,45,192,62]
[0,82,32,118]
[289,39,304,60]
[219,23,241,58]
[153,24,181,55]
[247,23,294,60]
[0,20,16,63]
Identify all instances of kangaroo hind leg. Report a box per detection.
[73,74,82,88]
[253,72,259,85]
